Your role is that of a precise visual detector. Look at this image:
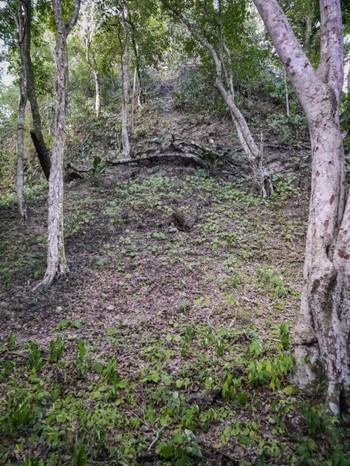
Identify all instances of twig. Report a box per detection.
[147,425,165,451]
[0,350,29,359]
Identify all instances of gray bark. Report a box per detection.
[8,0,28,219]
[84,14,102,118]
[130,65,141,133]
[17,42,27,220]
[25,0,51,180]
[93,70,101,117]
[120,0,131,157]
[35,0,80,288]
[253,0,350,415]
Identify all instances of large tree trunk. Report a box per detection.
[295,101,350,414]
[35,0,80,288]
[120,1,131,157]
[253,0,349,415]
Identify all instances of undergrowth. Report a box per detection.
[0,172,349,465]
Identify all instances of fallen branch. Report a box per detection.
[106,151,208,169]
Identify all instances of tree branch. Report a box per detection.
[66,0,81,34]
[252,0,319,110]
[317,0,344,102]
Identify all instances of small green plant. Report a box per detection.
[258,266,287,298]
[76,340,89,377]
[2,397,35,433]
[7,332,16,349]
[302,404,327,435]
[102,358,118,383]
[28,342,43,372]
[90,155,106,178]
[71,444,88,466]
[49,336,64,363]
[279,322,291,349]
[156,430,202,465]
[57,319,82,330]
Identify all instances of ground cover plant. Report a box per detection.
[1,160,350,464]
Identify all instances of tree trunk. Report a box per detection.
[93,69,101,117]
[170,7,273,198]
[130,65,141,133]
[14,0,49,218]
[27,65,51,180]
[21,0,51,180]
[120,1,131,157]
[294,100,350,415]
[253,0,349,415]
[35,0,80,288]
[16,46,27,220]
[131,35,143,106]
[284,71,290,117]
[215,79,270,197]
[15,1,29,220]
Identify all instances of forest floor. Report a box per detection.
[1,73,349,465]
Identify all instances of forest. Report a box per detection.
[0,0,350,464]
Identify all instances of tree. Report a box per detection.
[162,0,274,198]
[3,0,29,219]
[80,0,103,117]
[253,0,349,415]
[2,0,51,193]
[36,0,80,288]
[25,0,51,181]
[119,0,131,157]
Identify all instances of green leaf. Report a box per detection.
[93,362,104,374]
[239,435,253,446]
[71,444,88,466]
[159,443,173,459]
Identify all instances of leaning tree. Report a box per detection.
[254,0,349,415]
[161,0,274,198]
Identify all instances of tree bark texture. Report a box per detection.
[24,0,51,180]
[17,36,28,221]
[253,0,350,415]
[84,14,102,118]
[36,0,80,288]
[7,0,29,220]
[93,70,101,117]
[120,0,131,157]
[171,8,273,198]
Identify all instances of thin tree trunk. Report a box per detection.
[304,12,313,50]
[14,0,29,220]
[130,32,143,105]
[170,7,273,198]
[130,66,140,132]
[120,0,131,157]
[84,19,102,119]
[284,71,290,117]
[253,0,350,415]
[25,0,50,180]
[35,0,80,289]
[17,48,27,220]
[93,70,101,117]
